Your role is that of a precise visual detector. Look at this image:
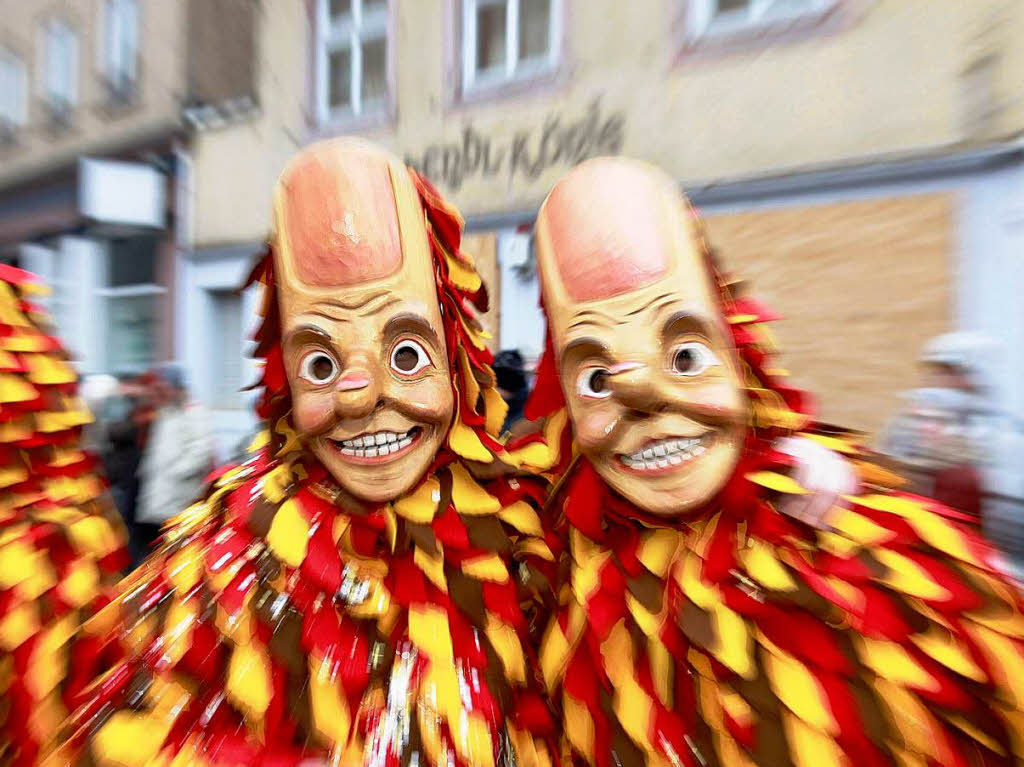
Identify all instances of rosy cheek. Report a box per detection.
[573,406,618,453]
[686,381,749,421]
[293,391,335,434]
[389,373,454,425]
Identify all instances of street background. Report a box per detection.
[1,0,1023,554]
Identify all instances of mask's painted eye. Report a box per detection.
[577,367,612,399]
[299,350,339,385]
[390,339,432,376]
[671,342,719,376]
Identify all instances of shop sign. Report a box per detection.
[406,98,625,192]
[78,158,165,228]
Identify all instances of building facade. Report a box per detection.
[188,0,1024,495]
[4,0,1024,485]
[0,0,258,457]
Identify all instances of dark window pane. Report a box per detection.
[476,2,506,73]
[363,0,387,13]
[361,37,387,106]
[518,0,550,61]
[108,235,157,287]
[715,0,750,14]
[329,47,351,109]
[330,0,352,19]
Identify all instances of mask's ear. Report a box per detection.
[524,324,565,421]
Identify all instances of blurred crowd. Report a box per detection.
[81,363,214,565]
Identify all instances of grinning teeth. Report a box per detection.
[336,428,420,457]
[622,435,708,469]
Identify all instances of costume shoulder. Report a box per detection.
[0,267,129,765]
[59,450,338,765]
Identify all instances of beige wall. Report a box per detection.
[703,194,953,436]
[190,0,308,247]
[191,0,1024,246]
[381,0,1022,217]
[0,0,186,186]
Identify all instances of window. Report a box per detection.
[0,49,26,138]
[102,0,138,99]
[39,18,78,122]
[101,236,164,374]
[462,0,559,93]
[687,0,835,38]
[316,0,389,123]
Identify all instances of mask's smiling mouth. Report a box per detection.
[617,433,714,474]
[328,426,423,464]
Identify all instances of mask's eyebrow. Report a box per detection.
[284,323,333,347]
[562,336,613,364]
[660,310,721,341]
[383,312,443,350]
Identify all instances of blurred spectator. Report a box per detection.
[135,363,214,553]
[97,373,151,564]
[79,374,119,454]
[880,332,997,520]
[493,349,530,435]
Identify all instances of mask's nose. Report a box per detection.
[608,362,659,412]
[332,352,382,420]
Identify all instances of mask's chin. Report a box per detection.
[312,423,442,505]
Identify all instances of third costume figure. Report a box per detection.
[524,158,1024,767]
[58,139,556,767]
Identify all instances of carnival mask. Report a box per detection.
[272,140,454,504]
[535,158,749,516]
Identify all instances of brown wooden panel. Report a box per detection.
[704,194,953,436]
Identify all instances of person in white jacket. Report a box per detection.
[135,363,214,554]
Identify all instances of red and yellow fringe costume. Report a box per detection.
[0,265,128,765]
[524,266,1024,767]
[55,173,557,767]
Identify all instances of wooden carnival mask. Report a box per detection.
[535,158,749,516]
[272,139,454,504]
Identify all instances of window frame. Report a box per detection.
[461,0,562,94]
[0,47,27,135]
[38,17,79,118]
[100,0,139,96]
[685,0,838,41]
[315,0,391,126]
